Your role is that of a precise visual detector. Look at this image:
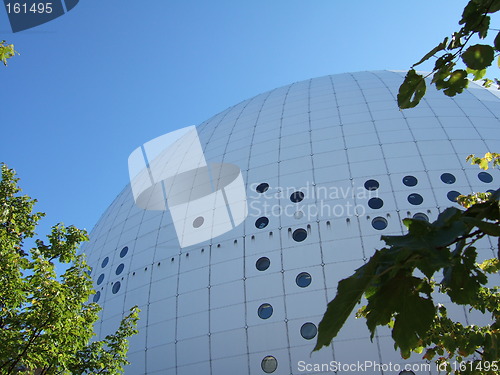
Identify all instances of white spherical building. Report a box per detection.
[83,71,499,375]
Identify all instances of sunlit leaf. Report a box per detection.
[462,44,495,70]
[467,67,487,80]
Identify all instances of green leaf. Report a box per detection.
[413,38,448,68]
[466,67,487,81]
[397,69,427,109]
[443,69,469,96]
[314,252,380,351]
[392,294,435,357]
[462,217,500,236]
[487,0,500,13]
[462,44,495,70]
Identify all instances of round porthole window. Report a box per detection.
[112,281,121,294]
[101,257,109,268]
[96,274,105,285]
[258,303,273,319]
[447,190,461,202]
[115,263,125,276]
[440,173,456,184]
[402,175,418,187]
[372,217,388,230]
[368,197,383,209]
[296,272,312,288]
[120,246,129,258]
[478,171,493,183]
[399,371,415,375]
[364,179,379,191]
[300,322,318,340]
[261,356,278,373]
[413,213,429,222]
[292,228,307,242]
[256,183,270,193]
[93,291,101,303]
[192,216,204,228]
[256,257,270,271]
[255,217,269,229]
[407,193,423,205]
[290,191,305,203]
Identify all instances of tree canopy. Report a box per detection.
[398,0,500,108]
[0,164,139,375]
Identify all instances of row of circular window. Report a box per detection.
[256,171,493,197]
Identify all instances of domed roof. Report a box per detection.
[83,71,499,375]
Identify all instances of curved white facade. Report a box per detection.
[83,71,500,375]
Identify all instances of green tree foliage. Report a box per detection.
[315,154,500,374]
[398,0,500,108]
[0,41,17,66]
[0,164,139,375]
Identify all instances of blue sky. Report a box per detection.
[0,1,476,240]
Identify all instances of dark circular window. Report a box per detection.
[256,257,270,271]
[261,356,278,373]
[290,191,305,203]
[368,197,383,209]
[112,281,121,294]
[258,303,273,319]
[478,171,493,183]
[399,371,416,375]
[372,217,388,230]
[115,263,125,276]
[440,173,456,184]
[256,183,269,193]
[407,193,423,205]
[93,291,101,303]
[255,217,269,229]
[413,213,429,222]
[192,216,204,228]
[292,228,307,242]
[101,257,109,268]
[296,272,312,288]
[447,190,461,202]
[96,274,105,285]
[364,179,379,191]
[120,246,129,258]
[300,322,318,340]
[402,175,418,187]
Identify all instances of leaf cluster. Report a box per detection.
[315,158,500,375]
[467,152,500,170]
[0,41,18,66]
[0,164,139,375]
[398,0,500,108]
